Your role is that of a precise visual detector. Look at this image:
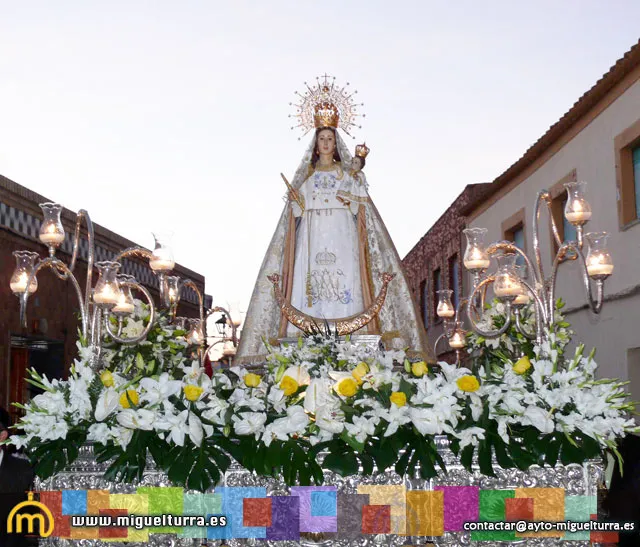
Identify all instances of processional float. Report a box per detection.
[6,76,625,547]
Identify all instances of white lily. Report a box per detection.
[282,365,311,386]
[455,426,486,449]
[232,412,267,439]
[139,373,183,405]
[116,409,155,430]
[31,390,66,417]
[315,404,345,434]
[521,406,555,434]
[262,406,309,446]
[188,412,204,446]
[95,388,120,422]
[155,409,189,446]
[344,415,378,444]
[87,423,111,444]
[267,386,287,413]
[228,388,265,412]
[304,379,334,414]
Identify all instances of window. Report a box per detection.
[549,170,578,258]
[562,200,578,243]
[433,268,441,320]
[420,280,429,329]
[503,209,526,267]
[615,119,640,228]
[448,255,460,309]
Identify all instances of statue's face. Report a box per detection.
[316,129,336,156]
[351,157,363,171]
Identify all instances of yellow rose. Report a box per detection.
[456,375,480,392]
[280,376,299,396]
[119,390,139,408]
[100,370,114,387]
[411,361,428,377]
[390,391,407,407]
[184,385,204,401]
[244,373,262,388]
[513,355,532,375]
[336,377,358,398]
[352,362,369,384]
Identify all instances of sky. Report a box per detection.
[1,1,639,321]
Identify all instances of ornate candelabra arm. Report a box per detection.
[90,307,102,368]
[533,191,563,288]
[549,242,604,318]
[545,192,564,252]
[52,210,95,325]
[465,276,513,338]
[103,282,157,345]
[433,332,449,356]
[183,279,205,328]
[112,246,153,263]
[20,258,88,337]
[454,296,468,323]
[514,308,536,340]
[518,278,546,345]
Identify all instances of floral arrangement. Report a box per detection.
[6,299,638,491]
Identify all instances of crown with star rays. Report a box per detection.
[289,74,365,139]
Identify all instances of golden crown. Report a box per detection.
[314,102,339,129]
[355,142,370,158]
[289,74,365,138]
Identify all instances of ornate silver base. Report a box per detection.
[279,335,382,352]
[36,441,603,546]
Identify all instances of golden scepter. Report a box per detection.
[281,173,305,212]
[280,173,312,307]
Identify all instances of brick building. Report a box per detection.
[402,184,490,359]
[1,174,206,421]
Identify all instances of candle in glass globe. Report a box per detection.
[585,232,613,278]
[94,284,119,305]
[10,271,37,295]
[494,276,520,297]
[449,330,466,349]
[10,251,39,295]
[564,181,592,224]
[437,301,455,318]
[436,289,455,318]
[150,254,175,271]
[39,223,65,245]
[513,292,530,306]
[168,287,178,304]
[112,293,135,314]
[587,254,614,277]
[38,203,65,247]
[150,233,175,271]
[464,247,490,270]
[565,200,592,224]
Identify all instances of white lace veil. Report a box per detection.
[289,129,353,190]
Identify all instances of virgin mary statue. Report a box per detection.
[236,79,432,364]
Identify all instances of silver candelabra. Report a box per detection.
[434,181,613,361]
[9,203,183,367]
